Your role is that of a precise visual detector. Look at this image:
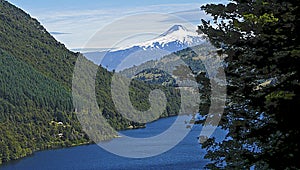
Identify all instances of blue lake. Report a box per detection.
[0,116,226,170]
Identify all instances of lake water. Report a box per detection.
[0,116,226,170]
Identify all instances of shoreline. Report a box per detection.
[0,115,182,166]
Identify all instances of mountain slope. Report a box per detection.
[0,1,121,163]
[84,25,206,71]
[0,50,88,163]
[112,25,205,52]
[120,43,222,84]
[0,0,76,87]
[0,0,182,164]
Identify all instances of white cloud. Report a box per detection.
[35,3,208,49]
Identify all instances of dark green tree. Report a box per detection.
[198,0,300,169]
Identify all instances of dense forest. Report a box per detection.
[0,0,181,164]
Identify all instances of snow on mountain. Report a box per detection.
[112,25,205,52]
[139,25,204,48]
[84,25,206,71]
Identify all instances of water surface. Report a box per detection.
[0,116,225,170]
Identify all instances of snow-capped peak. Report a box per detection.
[111,25,205,52]
[137,25,204,49]
[160,24,188,36]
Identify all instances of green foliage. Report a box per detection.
[132,68,176,85]
[120,43,222,124]
[0,0,95,162]
[265,91,296,101]
[0,50,89,163]
[0,0,76,87]
[243,13,279,25]
[199,0,300,169]
[95,66,182,130]
[121,43,213,85]
[0,50,73,111]
[0,0,186,164]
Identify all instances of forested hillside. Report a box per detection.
[0,0,95,163]
[0,0,181,164]
[0,50,88,163]
[0,0,75,87]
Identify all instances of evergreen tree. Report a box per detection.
[199,0,300,169]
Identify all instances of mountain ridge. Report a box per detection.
[111,24,205,52]
[84,25,206,71]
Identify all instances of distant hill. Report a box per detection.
[119,43,224,125]
[120,43,222,86]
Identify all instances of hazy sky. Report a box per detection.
[7,0,227,50]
